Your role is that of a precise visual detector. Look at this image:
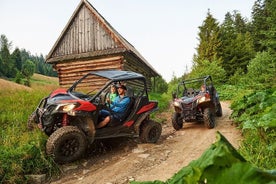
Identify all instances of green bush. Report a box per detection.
[230,88,276,169]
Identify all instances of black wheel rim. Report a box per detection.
[60,138,79,157]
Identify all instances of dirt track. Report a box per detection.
[51,101,242,184]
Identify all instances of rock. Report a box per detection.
[132,147,144,153]
[61,164,79,172]
[138,154,150,158]
[25,174,46,184]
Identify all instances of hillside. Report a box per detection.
[0,78,32,91]
[0,73,58,92]
[30,73,59,86]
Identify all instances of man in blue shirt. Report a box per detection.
[96,84,130,128]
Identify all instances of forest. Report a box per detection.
[0,35,56,86]
[0,0,275,183]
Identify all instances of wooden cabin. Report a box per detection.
[46,0,159,89]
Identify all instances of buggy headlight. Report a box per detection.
[173,101,181,108]
[198,96,206,103]
[56,103,79,112]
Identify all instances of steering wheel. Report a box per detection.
[104,92,113,114]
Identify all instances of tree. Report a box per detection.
[194,10,222,66]
[11,47,22,71]
[22,60,35,86]
[0,35,20,78]
[251,0,266,51]
[151,76,168,93]
[0,34,13,77]
[219,11,255,77]
[246,51,276,88]
[189,59,226,84]
[260,0,276,56]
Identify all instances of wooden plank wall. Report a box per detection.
[123,55,153,90]
[52,4,121,58]
[56,56,123,87]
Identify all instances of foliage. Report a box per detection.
[230,89,276,169]
[151,76,168,93]
[0,34,57,83]
[189,59,227,84]
[228,67,245,85]
[149,92,170,112]
[131,132,276,184]
[0,34,16,78]
[149,92,171,123]
[0,76,59,183]
[251,0,268,52]
[21,60,35,86]
[239,129,276,170]
[230,89,276,129]
[258,0,276,54]
[246,51,276,89]
[194,10,221,65]
[215,84,252,101]
[219,12,255,77]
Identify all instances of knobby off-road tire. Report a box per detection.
[216,103,223,117]
[139,120,162,143]
[203,108,215,129]
[46,126,87,163]
[172,112,183,130]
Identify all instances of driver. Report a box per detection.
[96,84,130,128]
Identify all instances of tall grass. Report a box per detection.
[149,92,171,123]
[0,76,60,183]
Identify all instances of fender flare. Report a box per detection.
[134,107,159,133]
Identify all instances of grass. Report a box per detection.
[149,92,171,123]
[0,74,59,183]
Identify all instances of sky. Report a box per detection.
[0,0,256,82]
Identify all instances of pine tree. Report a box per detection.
[219,11,255,76]
[0,35,14,77]
[251,0,267,52]
[11,48,22,71]
[261,0,276,56]
[194,10,221,66]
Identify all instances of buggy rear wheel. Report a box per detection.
[172,112,183,130]
[139,120,162,143]
[46,126,87,163]
[203,108,215,129]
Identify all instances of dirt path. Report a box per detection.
[51,101,242,184]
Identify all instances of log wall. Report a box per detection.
[56,56,123,87]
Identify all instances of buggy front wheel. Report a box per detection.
[172,112,183,130]
[46,126,87,163]
[139,120,162,143]
[203,108,215,129]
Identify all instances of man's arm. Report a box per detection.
[112,97,130,113]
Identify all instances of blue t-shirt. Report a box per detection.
[110,95,130,119]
